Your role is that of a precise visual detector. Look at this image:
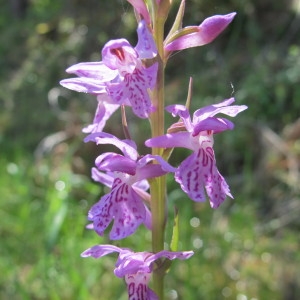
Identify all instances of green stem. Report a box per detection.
[150,12,166,300]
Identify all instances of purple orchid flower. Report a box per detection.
[85,132,176,239]
[165,13,236,52]
[145,98,247,208]
[81,244,194,300]
[60,20,158,120]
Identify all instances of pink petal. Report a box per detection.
[125,273,158,300]
[146,250,194,265]
[59,77,106,94]
[84,132,138,160]
[193,97,248,121]
[166,104,193,131]
[66,62,117,81]
[83,95,120,133]
[81,244,122,258]
[89,179,151,240]
[102,39,138,72]
[192,117,234,135]
[109,181,149,239]
[175,153,206,202]
[175,145,232,208]
[91,167,114,187]
[95,153,137,175]
[108,66,156,118]
[137,154,176,173]
[135,20,157,58]
[145,132,194,150]
[127,0,151,25]
[165,13,236,51]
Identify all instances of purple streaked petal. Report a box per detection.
[136,164,168,182]
[133,179,149,191]
[108,66,156,118]
[82,97,119,133]
[116,252,152,276]
[143,62,158,90]
[165,13,236,51]
[193,98,248,121]
[192,117,234,135]
[115,250,194,277]
[135,20,157,58]
[132,183,151,204]
[137,154,176,173]
[59,77,107,94]
[127,1,151,25]
[206,160,233,209]
[125,273,156,300]
[102,39,138,72]
[84,132,138,160]
[145,132,194,150]
[143,202,152,230]
[81,244,122,258]
[95,153,137,175]
[65,62,117,80]
[175,153,206,202]
[109,181,149,239]
[91,167,114,187]
[88,178,151,240]
[88,193,113,236]
[148,250,194,263]
[175,146,232,207]
[86,223,94,230]
[165,104,193,131]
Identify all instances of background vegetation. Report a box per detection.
[1,0,300,299]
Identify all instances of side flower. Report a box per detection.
[145,98,247,208]
[85,132,176,239]
[81,244,194,300]
[60,19,158,121]
[164,13,236,53]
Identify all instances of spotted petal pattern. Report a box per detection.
[88,178,151,240]
[146,98,247,208]
[175,136,232,208]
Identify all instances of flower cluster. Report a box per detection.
[60,1,246,299]
[82,245,194,300]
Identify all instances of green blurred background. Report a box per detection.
[1,0,300,299]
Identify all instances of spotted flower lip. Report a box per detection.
[85,132,176,240]
[60,20,158,119]
[164,13,236,52]
[145,98,247,208]
[81,244,194,299]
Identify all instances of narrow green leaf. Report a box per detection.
[170,206,179,252]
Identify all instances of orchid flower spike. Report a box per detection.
[146,98,247,208]
[81,244,194,300]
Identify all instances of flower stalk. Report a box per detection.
[150,9,167,298]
